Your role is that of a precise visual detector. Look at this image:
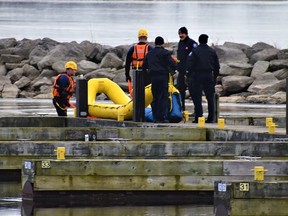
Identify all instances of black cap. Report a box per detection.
[199,34,209,44]
[178,27,188,35]
[155,36,164,45]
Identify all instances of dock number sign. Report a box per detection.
[239,183,250,191]
[218,183,227,192]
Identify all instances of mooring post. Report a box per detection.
[286,78,288,135]
[133,69,145,122]
[76,78,88,118]
[214,93,219,123]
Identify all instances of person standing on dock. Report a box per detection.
[52,61,77,116]
[125,29,153,122]
[176,27,198,111]
[125,28,153,86]
[143,36,177,123]
[187,34,220,123]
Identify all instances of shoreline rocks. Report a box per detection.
[0,37,288,104]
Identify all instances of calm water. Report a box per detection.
[0,1,288,48]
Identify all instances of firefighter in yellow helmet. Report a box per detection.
[52,61,77,116]
[125,29,154,122]
[125,28,153,86]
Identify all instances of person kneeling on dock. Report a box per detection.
[52,61,77,116]
[143,36,177,123]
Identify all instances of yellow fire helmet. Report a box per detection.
[65,61,77,71]
[138,29,148,38]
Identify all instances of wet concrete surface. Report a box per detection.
[0,98,285,118]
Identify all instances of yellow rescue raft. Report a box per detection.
[87,78,179,120]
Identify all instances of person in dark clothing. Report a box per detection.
[143,36,177,123]
[176,27,198,111]
[187,34,220,123]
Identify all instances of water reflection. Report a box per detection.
[0,98,285,117]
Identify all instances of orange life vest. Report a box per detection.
[132,44,149,69]
[52,73,75,98]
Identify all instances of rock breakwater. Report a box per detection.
[0,37,287,104]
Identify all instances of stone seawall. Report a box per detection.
[0,37,287,104]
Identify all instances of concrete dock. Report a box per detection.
[0,115,287,214]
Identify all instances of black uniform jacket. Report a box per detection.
[187,44,220,77]
[177,36,198,73]
[142,46,177,76]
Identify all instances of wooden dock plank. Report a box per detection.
[223,160,288,176]
[33,159,223,176]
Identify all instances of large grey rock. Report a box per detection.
[246,94,271,104]
[2,83,19,98]
[23,64,40,80]
[33,93,51,99]
[95,45,114,63]
[220,63,252,76]
[39,85,52,94]
[29,38,59,65]
[248,72,281,94]
[37,42,86,70]
[51,61,66,74]
[273,68,288,80]
[222,42,251,52]
[270,91,286,104]
[250,61,269,78]
[277,49,288,60]
[19,90,36,98]
[5,61,26,71]
[215,84,226,97]
[78,41,102,60]
[269,59,288,71]
[6,67,24,83]
[114,45,130,60]
[84,68,116,80]
[252,42,275,51]
[14,76,31,89]
[8,38,42,60]
[214,45,249,64]
[0,76,11,92]
[0,64,7,76]
[0,54,22,63]
[250,48,279,64]
[38,69,57,78]
[77,60,99,74]
[0,38,17,49]
[111,68,126,83]
[99,52,123,69]
[277,79,287,92]
[222,75,254,94]
[31,77,53,90]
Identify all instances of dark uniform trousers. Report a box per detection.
[176,69,187,110]
[151,74,169,121]
[188,72,215,121]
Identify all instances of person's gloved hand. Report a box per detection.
[126,75,131,82]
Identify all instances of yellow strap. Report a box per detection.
[55,101,68,111]
[136,61,139,71]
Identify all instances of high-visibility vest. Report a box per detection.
[52,73,75,98]
[132,44,149,69]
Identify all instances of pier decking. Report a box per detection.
[0,116,287,215]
